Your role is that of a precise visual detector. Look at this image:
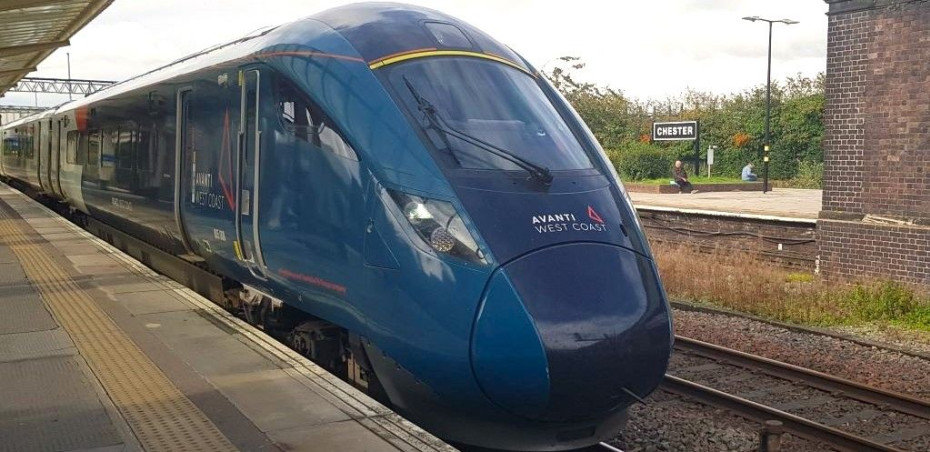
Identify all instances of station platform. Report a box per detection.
[0,183,454,452]
[629,188,822,222]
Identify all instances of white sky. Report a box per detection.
[3,0,828,107]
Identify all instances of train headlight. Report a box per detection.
[388,190,486,264]
[404,201,432,224]
[429,227,456,253]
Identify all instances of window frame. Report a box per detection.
[273,75,359,162]
[380,57,599,174]
[117,126,135,170]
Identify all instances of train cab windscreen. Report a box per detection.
[386,58,595,175]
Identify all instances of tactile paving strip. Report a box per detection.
[0,217,237,452]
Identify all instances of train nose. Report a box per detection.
[471,243,672,421]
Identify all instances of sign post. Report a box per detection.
[652,120,700,175]
[707,145,717,177]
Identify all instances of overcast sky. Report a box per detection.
[4,0,828,107]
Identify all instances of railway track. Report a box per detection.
[663,336,930,452]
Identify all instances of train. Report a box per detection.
[0,3,673,450]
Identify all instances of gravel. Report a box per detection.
[612,307,930,451]
[672,308,930,399]
[612,391,761,452]
[610,391,834,452]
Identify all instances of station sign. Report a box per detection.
[652,121,698,141]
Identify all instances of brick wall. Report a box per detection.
[638,209,818,269]
[819,220,930,284]
[822,7,871,214]
[820,0,930,286]
[862,5,930,219]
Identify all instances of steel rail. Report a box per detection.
[661,374,904,452]
[674,335,930,420]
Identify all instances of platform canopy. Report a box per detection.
[0,0,113,97]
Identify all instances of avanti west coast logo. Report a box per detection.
[532,206,607,234]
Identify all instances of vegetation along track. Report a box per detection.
[663,336,930,451]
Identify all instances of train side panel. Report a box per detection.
[66,90,184,253]
[58,110,88,212]
[1,122,41,189]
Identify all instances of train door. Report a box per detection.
[27,123,38,187]
[174,88,199,259]
[39,118,52,194]
[51,118,63,197]
[235,68,268,279]
[38,120,49,190]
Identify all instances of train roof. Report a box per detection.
[314,3,528,70]
[1,2,531,129]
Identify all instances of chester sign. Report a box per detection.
[652,121,698,141]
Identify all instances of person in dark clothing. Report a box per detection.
[673,160,696,193]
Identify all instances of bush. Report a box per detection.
[611,142,675,181]
[772,161,823,189]
[843,281,920,322]
[792,161,823,188]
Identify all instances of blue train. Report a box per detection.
[0,4,672,450]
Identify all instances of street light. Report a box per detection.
[742,16,798,193]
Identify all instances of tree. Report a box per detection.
[544,59,824,181]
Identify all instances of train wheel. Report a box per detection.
[288,320,348,379]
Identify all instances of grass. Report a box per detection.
[652,242,930,333]
[633,176,747,185]
[771,179,822,189]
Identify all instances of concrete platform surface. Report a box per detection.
[629,188,822,220]
[0,183,454,452]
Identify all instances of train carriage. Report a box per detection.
[0,4,673,451]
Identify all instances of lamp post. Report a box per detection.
[742,16,798,193]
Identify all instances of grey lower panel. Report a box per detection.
[0,356,122,452]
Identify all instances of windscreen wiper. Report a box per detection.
[403,77,553,185]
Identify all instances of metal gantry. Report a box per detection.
[0,105,45,126]
[7,77,116,95]
[0,0,115,96]
[0,105,44,114]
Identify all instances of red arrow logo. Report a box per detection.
[587,206,604,224]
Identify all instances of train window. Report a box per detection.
[66,131,78,164]
[1,132,15,156]
[87,131,101,167]
[101,129,117,168]
[118,128,134,169]
[76,132,88,165]
[387,58,594,172]
[24,126,35,159]
[275,78,358,161]
[136,128,151,171]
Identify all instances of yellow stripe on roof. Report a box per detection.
[369,50,535,77]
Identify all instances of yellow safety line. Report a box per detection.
[368,49,535,77]
[0,218,237,452]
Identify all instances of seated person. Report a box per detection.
[741,162,758,181]
[673,160,695,193]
